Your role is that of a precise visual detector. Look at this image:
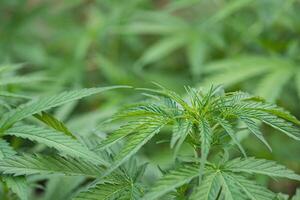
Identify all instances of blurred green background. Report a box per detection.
[1,0,300,197]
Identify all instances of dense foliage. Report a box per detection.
[1,0,300,199]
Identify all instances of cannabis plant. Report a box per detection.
[1,82,299,199]
[97,84,300,199]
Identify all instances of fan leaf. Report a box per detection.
[0,86,129,130]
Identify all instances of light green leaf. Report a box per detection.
[218,172,236,200]
[136,35,186,69]
[3,176,29,200]
[43,176,85,200]
[0,86,129,130]
[34,111,74,138]
[0,91,31,99]
[217,118,247,157]
[187,36,206,76]
[254,111,300,141]
[5,125,109,166]
[0,139,29,200]
[239,117,272,151]
[170,119,191,149]
[0,75,47,86]
[255,68,293,102]
[0,154,103,177]
[199,118,212,179]
[95,119,154,151]
[209,0,253,23]
[142,164,200,200]
[74,183,130,200]
[202,58,271,88]
[226,173,275,200]
[103,117,167,176]
[224,157,300,181]
[190,172,221,200]
[0,139,16,159]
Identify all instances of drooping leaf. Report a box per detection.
[0,75,47,86]
[5,125,109,166]
[239,110,300,141]
[239,116,271,151]
[0,91,31,99]
[0,154,103,177]
[0,86,129,130]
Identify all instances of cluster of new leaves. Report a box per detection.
[95,84,300,199]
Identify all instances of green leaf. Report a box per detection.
[138,85,194,114]
[0,139,29,200]
[3,176,29,200]
[233,100,300,140]
[255,68,292,102]
[239,117,272,151]
[0,140,32,200]
[190,172,222,200]
[240,101,300,125]
[209,0,253,23]
[187,36,206,76]
[226,173,275,200]
[0,91,31,99]
[170,119,191,150]
[34,111,74,138]
[0,75,47,86]
[202,59,270,88]
[136,35,186,69]
[245,110,300,141]
[74,182,130,200]
[0,139,16,159]
[95,119,153,151]
[0,86,129,130]
[217,118,247,157]
[224,157,300,181]
[5,125,109,166]
[0,64,24,74]
[43,176,85,200]
[103,117,167,176]
[142,164,200,200]
[218,172,236,200]
[0,154,103,177]
[199,118,212,179]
